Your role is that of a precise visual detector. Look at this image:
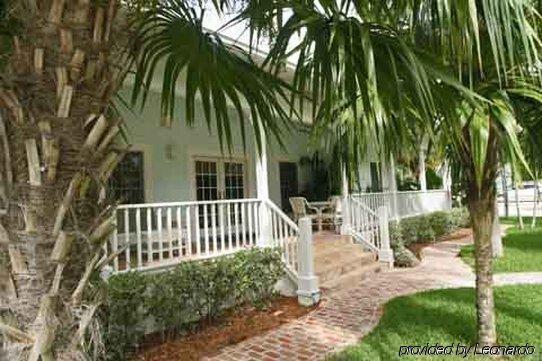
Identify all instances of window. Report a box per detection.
[109,151,145,204]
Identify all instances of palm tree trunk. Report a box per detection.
[468,195,497,346]
[0,1,127,359]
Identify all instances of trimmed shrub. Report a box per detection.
[100,271,149,361]
[428,211,454,237]
[388,208,470,267]
[98,247,284,360]
[389,220,419,267]
[450,207,470,228]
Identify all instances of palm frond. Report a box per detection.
[130,0,295,153]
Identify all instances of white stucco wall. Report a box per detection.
[118,90,312,208]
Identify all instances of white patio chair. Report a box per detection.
[320,195,343,233]
[289,197,319,223]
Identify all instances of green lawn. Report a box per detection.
[331,286,542,361]
[459,226,542,273]
[500,217,542,226]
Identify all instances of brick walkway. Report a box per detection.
[204,234,475,361]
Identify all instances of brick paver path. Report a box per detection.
[204,232,542,361]
[204,235,475,361]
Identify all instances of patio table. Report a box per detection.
[308,201,332,231]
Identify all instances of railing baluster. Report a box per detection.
[203,204,209,254]
[241,202,246,246]
[248,201,253,246]
[195,205,201,256]
[235,202,241,248]
[167,207,173,259]
[124,208,130,270]
[186,206,192,257]
[211,204,217,253]
[157,208,163,262]
[176,207,182,257]
[112,209,119,271]
[136,208,142,269]
[219,204,225,252]
[227,203,232,250]
[146,207,152,263]
[272,211,278,247]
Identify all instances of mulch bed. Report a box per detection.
[134,296,317,361]
[407,228,473,260]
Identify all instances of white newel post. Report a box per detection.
[340,166,351,235]
[377,206,394,268]
[297,217,320,306]
[256,125,272,248]
[388,155,399,219]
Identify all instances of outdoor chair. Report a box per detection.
[289,197,320,223]
[320,195,343,234]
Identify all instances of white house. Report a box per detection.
[106,33,452,303]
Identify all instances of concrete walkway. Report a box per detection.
[204,232,542,361]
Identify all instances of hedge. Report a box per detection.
[98,247,284,361]
[390,208,470,267]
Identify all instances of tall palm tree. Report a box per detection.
[0,1,290,359]
[236,0,542,346]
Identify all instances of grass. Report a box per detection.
[331,286,542,361]
[500,217,542,226]
[459,226,542,273]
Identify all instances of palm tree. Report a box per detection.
[236,0,542,346]
[0,1,291,359]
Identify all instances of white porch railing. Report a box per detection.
[106,198,299,279]
[265,199,299,276]
[347,197,381,252]
[351,189,451,220]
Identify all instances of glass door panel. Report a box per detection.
[224,162,245,200]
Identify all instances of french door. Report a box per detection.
[194,158,247,201]
[194,158,248,242]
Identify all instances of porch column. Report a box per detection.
[340,166,351,235]
[442,160,453,209]
[255,125,271,247]
[418,137,428,192]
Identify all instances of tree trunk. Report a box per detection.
[469,200,497,346]
[0,1,127,359]
[468,196,497,346]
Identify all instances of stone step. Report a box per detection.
[314,243,375,266]
[320,262,382,290]
[315,250,377,285]
[313,237,354,256]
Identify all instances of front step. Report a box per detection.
[313,232,380,289]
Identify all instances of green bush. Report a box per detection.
[99,247,284,360]
[428,211,454,237]
[388,208,470,266]
[100,271,148,361]
[450,207,470,228]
